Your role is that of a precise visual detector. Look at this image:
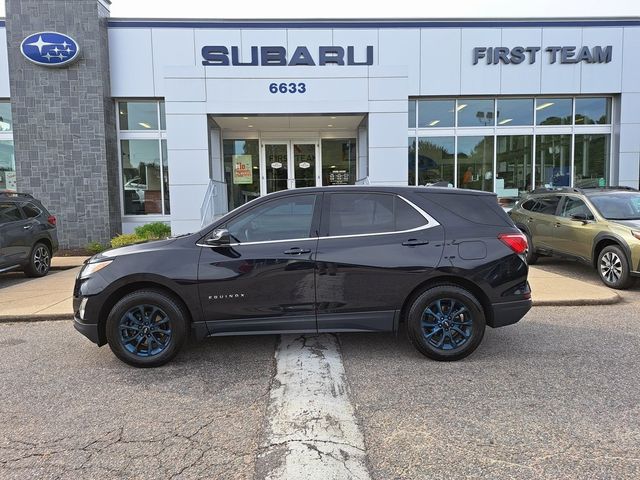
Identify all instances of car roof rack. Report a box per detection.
[530,187,581,194]
[0,191,34,198]
[580,186,638,192]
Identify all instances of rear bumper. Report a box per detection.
[489,298,532,328]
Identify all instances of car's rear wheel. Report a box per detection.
[23,242,51,277]
[597,245,633,290]
[106,290,188,368]
[407,285,486,361]
[523,231,538,265]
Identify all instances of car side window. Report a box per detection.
[226,194,317,243]
[532,195,561,215]
[521,199,537,211]
[0,202,24,224]
[328,193,426,236]
[560,197,594,219]
[21,203,41,218]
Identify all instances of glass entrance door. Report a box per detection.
[262,141,318,194]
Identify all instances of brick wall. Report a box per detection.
[5,0,120,249]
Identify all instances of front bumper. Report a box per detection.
[74,315,100,344]
[488,298,532,328]
[72,292,104,345]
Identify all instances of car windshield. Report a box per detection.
[589,192,640,220]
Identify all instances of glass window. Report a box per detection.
[535,134,571,189]
[161,140,170,214]
[521,199,537,211]
[532,195,561,215]
[0,202,22,223]
[159,101,166,130]
[496,98,534,126]
[417,137,454,186]
[0,102,12,131]
[408,138,416,186]
[536,98,572,125]
[328,193,395,236]
[226,194,316,243]
[223,139,260,211]
[395,197,427,231]
[121,140,162,215]
[119,101,159,130]
[575,98,611,125]
[0,140,16,191]
[22,203,41,218]
[590,193,640,220]
[418,99,454,128]
[322,139,356,186]
[457,136,494,192]
[408,100,416,128]
[457,99,494,127]
[574,134,609,188]
[560,197,593,219]
[496,135,533,197]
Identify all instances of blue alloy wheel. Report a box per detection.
[421,298,473,350]
[119,305,172,357]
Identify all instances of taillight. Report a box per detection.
[498,233,528,255]
[47,215,57,226]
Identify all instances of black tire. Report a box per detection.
[106,289,188,368]
[23,242,51,277]
[523,231,538,265]
[597,245,633,290]
[407,285,486,361]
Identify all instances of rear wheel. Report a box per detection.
[106,290,188,367]
[407,285,486,361]
[23,242,51,277]
[597,245,633,290]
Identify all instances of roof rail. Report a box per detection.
[580,185,638,192]
[530,187,581,194]
[0,191,34,198]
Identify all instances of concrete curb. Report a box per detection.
[0,314,72,323]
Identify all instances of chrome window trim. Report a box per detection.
[197,194,440,248]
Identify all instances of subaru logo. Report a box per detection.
[20,31,80,67]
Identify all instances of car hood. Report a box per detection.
[92,238,177,261]
[610,219,640,230]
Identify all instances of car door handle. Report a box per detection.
[23,225,33,230]
[283,247,311,255]
[526,217,534,223]
[402,239,430,246]
[554,222,562,228]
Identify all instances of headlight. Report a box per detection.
[81,260,113,278]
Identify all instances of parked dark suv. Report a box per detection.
[73,187,532,367]
[0,192,58,277]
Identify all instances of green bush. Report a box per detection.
[134,222,171,240]
[86,241,108,255]
[111,233,145,249]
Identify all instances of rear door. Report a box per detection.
[314,192,444,332]
[530,195,562,250]
[0,201,29,267]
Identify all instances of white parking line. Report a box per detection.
[256,334,371,480]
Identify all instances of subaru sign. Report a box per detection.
[20,32,80,67]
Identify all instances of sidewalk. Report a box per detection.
[0,258,621,323]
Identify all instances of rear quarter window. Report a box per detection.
[521,199,537,211]
[418,192,512,227]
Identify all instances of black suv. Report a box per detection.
[73,187,532,367]
[0,192,58,277]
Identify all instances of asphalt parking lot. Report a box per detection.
[1,277,639,479]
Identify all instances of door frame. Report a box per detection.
[260,139,320,195]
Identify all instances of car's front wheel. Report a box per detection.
[407,285,486,361]
[23,242,51,277]
[106,290,188,367]
[597,245,634,290]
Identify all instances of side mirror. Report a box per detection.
[570,213,589,223]
[205,228,231,246]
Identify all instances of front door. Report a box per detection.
[198,192,321,335]
[262,141,318,194]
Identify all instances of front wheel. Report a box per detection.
[407,285,486,361]
[24,242,51,277]
[106,290,188,367]
[597,245,633,290]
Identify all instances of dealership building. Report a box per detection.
[1,0,639,248]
